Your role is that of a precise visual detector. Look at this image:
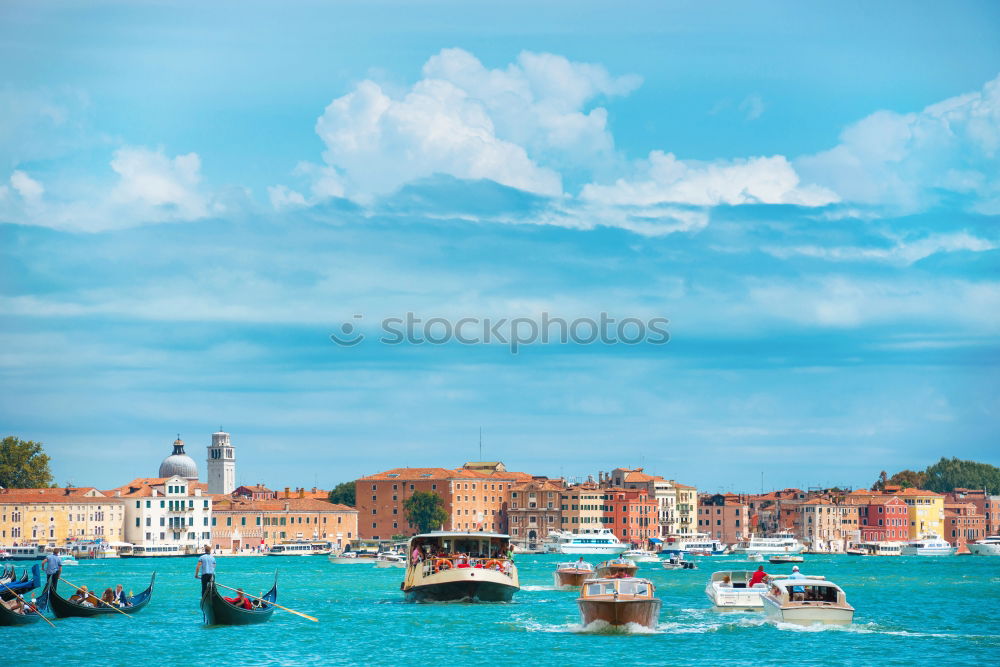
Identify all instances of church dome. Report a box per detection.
[159,437,199,480]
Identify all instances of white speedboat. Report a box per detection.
[731,532,805,555]
[746,552,764,562]
[328,550,379,564]
[543,529,628,555]
[60,555,79,566]
[769,554,804,564]
[705,570,768,611]
[659,535,726,556]
[968,536,1000,556]
[761,577,854,626]
[374,552,407,568]
[900,534,955,556]
[622,549,660,563]
[402,531,519,602]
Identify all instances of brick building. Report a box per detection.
[943,502,986,549]
[210,496,357,551]
[603,488,659,548]
[698,494,750,545]
[508,478,564,549]
[845,492,909,541]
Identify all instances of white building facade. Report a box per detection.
[207,430,236,495]
[121,475,212,553]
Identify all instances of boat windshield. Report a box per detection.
[618,580,650,596]
[585,582,617,596]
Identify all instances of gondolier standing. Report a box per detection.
[42,548,62,592]
[194,545,216,595]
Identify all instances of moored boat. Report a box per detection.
[554,560,595,588]
[48,573,155,618]
[374,552,407,568]
[705,570,768,611]
[621,549,660,563]
[577,577,661,630]
[267,541,332,556]
[0,588,49,626]
[328,550,379,564]
[543,529,628,555]
[659,534,726,556]
[0,545,47,561]
[900,534,956,556]
[732,532,804,555]
[596,557,638,578]
[968,535,1000,556]
[761,577,854,626]
[201,576,277,625]
[856,541,902,557]
[0,564,39,599]
[402,532,519,602]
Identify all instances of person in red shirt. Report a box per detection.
[223,588,253,610]
[748,566,769,587]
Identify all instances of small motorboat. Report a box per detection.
[577,577,661,630]
[374,552,407,568]
[60,555,80,567]
[769,554,804,564]
[705,570,768,611]
[746,552,764,562]
[595,558,638,578]
[554,560,595,588]
[621,549,660,563]
[661,555,697,570]
[328,550,379,564]
[761,576,854,626]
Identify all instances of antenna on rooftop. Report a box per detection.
[479,427,483,460]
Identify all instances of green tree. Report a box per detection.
[403,491,448,533]
[923,457,1000,495]
[327,481,356,506]
[886,469,928,490]
[0,436,54,488]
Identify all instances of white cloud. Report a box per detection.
[763,231,997,265]
[9,170,44,202]
[738,93,765,121]
[796,74,1000,212]
[580,151,839,208]
[109,146,209,219]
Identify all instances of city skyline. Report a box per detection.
[2,1,999,491]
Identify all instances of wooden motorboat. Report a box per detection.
[762,577,854,625]
[595,558,638,578]
[0,588,49,626]
[704,570,768,611]
[402,532,519,602]
[48,574,155,618]
[577,577,661,629]
[769,554,804,564]
[201,576,277,625]
[554,561,594,588]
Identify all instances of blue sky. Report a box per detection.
[1,0,998,492]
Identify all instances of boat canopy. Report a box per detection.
[649,538,663,544]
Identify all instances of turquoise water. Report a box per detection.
[7,554,999,665]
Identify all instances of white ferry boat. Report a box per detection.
[900,534,955,556]
[121,544,199,558]
[968,536,1000,556]
[543,529,628,555]
[403,531,519,602]
[660,534,726,556]
[857,541,902,557]
[267,540,332,556]
[731,532,804,555]
[0,545,47,561]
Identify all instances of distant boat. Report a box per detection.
[201,576,277,626]
[267,541,332,557]
[900,534,955,556]
[0,587,49,626]
[554,561,595,588]
[769,554,804,564]
[374,552,407,568]
[659,535,726,556]
[577,577,661,630]
[543,529,628,555]
[621,549,660,563]
[968,536,1000,556]
[595,558,638,578]
[731,533,805,555]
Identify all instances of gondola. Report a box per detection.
[48,573,155,618]
[200,575,277,626]
[0,565,39,600]
[0,587,49,626]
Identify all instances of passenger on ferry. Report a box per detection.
[748,566,769,587]
[411,545,423,565]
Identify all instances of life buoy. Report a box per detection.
[485,559,500,570]
[434,558,452,573]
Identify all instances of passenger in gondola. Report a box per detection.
[223,588,253,610]
[2,597,25,614]
[113,584,131,607]
[101,587,116,605]
[70,586,96,607]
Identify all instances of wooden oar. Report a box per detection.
[0,581,56,628]
[58,577,133,618]
[214,583,318,622]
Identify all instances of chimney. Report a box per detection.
[298,488,304,498]
[284,487,290,498]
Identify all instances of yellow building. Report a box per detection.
[0,490,126,545]
[560,484,605,534]
[670,482,699,536]
[884,487,946,539]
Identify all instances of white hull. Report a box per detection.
[328,555,378,564]
[706,585,765,611]
[968,542,1000,556]
[374,560,406,568]
[551,544,627,555]
[763,599,854,626]
[732,544,804,555]
[900,547,956,556]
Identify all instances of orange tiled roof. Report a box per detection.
[0,493,123,505]
[0,487,105,497]
[885,487,944,497]
[212,497,356,512]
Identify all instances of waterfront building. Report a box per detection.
[207,429,236,495]
[508,478,564,549]
[560,483,606,534]
[748,489,808,535]
[669,482,699,536]
[882,487,946,538]
[943,502,986,549]
[355,463,532,540]
[606,468,682,538]
[791,497,859,552]
[110,475,212,553]
[603,488,658,548]
[698,494,750,545]
[946,488,1000,535]
[210,496,358,551]
[845,492,909,541]
[0,490,126,545]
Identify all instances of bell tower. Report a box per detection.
[207,429,236,495]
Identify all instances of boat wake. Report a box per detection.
[521,585,561,592]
